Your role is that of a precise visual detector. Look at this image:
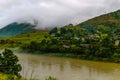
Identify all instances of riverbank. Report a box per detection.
[14,48,120,64]
[44,53,120,63]
[2,47,120,64]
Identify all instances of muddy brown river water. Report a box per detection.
[16,53,120,80]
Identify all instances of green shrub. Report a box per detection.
[0,49,22,77]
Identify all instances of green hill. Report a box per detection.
[0,22,36,37]
[77,10,120,35]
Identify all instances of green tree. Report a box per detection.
[49,27,58,35]
[95,47,112,58]
[60,28,66,34]
[0,49,22,76]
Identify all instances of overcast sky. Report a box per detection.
[0,0,120,29]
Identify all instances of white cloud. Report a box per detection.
[0,0,120,29]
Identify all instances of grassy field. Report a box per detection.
[12,30,49,43]
[0,30,49,48]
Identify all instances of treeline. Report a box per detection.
[21,33,120,63]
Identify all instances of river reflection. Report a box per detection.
[16,53,120,80]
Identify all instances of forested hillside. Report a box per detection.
[78,10,120,35]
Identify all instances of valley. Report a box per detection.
[1,10,120,80]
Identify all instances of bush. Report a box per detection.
[0,49,22,77]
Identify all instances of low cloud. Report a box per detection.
[0,0,120,29]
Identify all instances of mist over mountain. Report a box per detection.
[0,0,120,29]
[1,9,120,38]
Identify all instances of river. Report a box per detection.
[16,52,120,80]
